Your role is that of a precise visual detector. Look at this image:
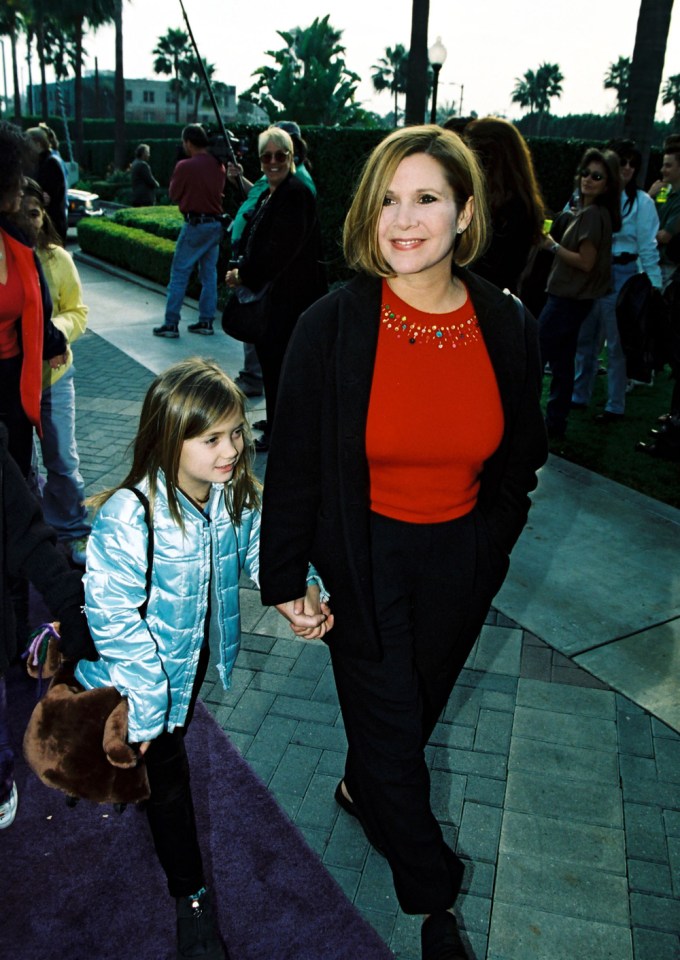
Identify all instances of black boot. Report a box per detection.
[176,888,227,959]
[421,911,469,960]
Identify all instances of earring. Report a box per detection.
[456,227,463,234]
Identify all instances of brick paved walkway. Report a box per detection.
[68,309,679,960]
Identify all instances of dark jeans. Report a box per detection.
[538,294,594,434]
[144,643,210,898]
[0,355,33,478]
[330,509,508,915]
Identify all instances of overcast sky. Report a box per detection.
[10,0,680,122]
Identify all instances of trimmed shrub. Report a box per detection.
[77,218,176,286]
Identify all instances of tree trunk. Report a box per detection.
[37,23,48,119]
[623,0,675,180]
[113,0,126,170]
[11,28,21,119]
[74,21,84,162]
[25,33,34,115]
[405,0,429,126]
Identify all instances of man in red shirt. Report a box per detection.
[154,124,226,338]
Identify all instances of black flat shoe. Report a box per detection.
[421,911,469,960]
[334,781,385,856]
[594,411,625,423]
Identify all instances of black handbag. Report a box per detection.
[221,283,272,344]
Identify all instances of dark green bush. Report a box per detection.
[77,218,175,286]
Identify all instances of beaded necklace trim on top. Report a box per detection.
[381,302,480,349]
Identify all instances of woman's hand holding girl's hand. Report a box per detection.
[275,583,335,640]
[225,268,240,288]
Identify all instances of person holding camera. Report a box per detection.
[154,125,226,339]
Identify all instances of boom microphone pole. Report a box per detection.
[178,0,246,199]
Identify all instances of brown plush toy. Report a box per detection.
[23,656,151,805]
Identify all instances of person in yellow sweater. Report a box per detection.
[20,179,91,565]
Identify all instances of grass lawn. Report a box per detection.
[542,365,679,509]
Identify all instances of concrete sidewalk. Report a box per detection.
[67,253,680,959]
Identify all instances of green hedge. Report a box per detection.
[77,218,176,286]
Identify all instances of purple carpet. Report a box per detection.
[2,665,395,960]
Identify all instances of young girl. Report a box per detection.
[75,358,283,959]
[17,178,91,566]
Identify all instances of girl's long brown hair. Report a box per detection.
[89,358,261,528]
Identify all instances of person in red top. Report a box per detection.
[259,126,548,960]
[0,121,67,478]
[154,124,226,339]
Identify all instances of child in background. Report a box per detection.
[75,358,328,959]
[18,178,91,566]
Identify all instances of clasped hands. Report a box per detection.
[275,582,335,641]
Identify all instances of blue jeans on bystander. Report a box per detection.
[165,221,223,328]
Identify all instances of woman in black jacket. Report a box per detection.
[259,126,547,960]
[225,127,326,451]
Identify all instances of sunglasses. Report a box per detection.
[580,168,605,182]
[260,150,290,164]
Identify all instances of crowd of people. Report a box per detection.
[1,113,679,960]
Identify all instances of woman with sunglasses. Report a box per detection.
[225,127,326,452]
[539,148,622,439]
[571,140,662,420]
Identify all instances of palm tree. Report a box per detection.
[152,27,191,123]
[59,0,117,159]
[604,56,631,114]
[372,44,409,125]
[404,0,429,125]
[623,0,675,178]
[113,0,125,169]
[511,62,563,134]
[662,74,680,131]
[0,3,23,117]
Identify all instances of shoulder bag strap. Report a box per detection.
[122,486,154,618]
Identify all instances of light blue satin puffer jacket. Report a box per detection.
[76,475,259,742]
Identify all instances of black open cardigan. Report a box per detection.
[260,268,549,661]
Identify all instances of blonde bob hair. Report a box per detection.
[343,124,489,275]
[258,127,296,174]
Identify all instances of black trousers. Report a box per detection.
[144,643,210,898]
[254,317,296,439]
[0,355,33,478]
[330,509,508,915]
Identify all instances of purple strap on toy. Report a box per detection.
[23,623,60,697]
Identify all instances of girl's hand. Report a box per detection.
[542,233,555,251]
[136,741,151,756]
[48,352,68,370]
[227,161,244,181]
[275,584,334,640]
[225,268,240,287]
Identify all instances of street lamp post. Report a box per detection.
[428,37,447,124]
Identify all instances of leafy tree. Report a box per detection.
[372,44,409,126]
[604,56,631,114]
[662,74,680,131]
[152,27,192,123]
[242,15,362,125]
[623,0,674,177]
